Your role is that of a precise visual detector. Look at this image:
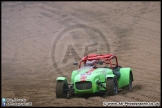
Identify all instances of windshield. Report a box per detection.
[78,66,93,72]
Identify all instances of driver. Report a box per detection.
[84,60,97,68]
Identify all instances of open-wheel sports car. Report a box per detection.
[56,53,133,98]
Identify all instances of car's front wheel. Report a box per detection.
[56,80,68,98]
[125,74,133,91]
[106,77,118,96]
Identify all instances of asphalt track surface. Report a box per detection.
[2,1,161,107]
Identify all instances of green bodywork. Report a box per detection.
[57,66,133,94]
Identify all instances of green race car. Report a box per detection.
[56,53,133,98]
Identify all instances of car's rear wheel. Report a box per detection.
[106,77,118,96]
[56,80,68,98]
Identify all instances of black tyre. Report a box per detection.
[56,80,68,98]
[106,78,118,96]
[125,74,133,91]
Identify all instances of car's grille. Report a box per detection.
[75,81,92,90]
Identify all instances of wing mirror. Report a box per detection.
[73,62,78,65]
